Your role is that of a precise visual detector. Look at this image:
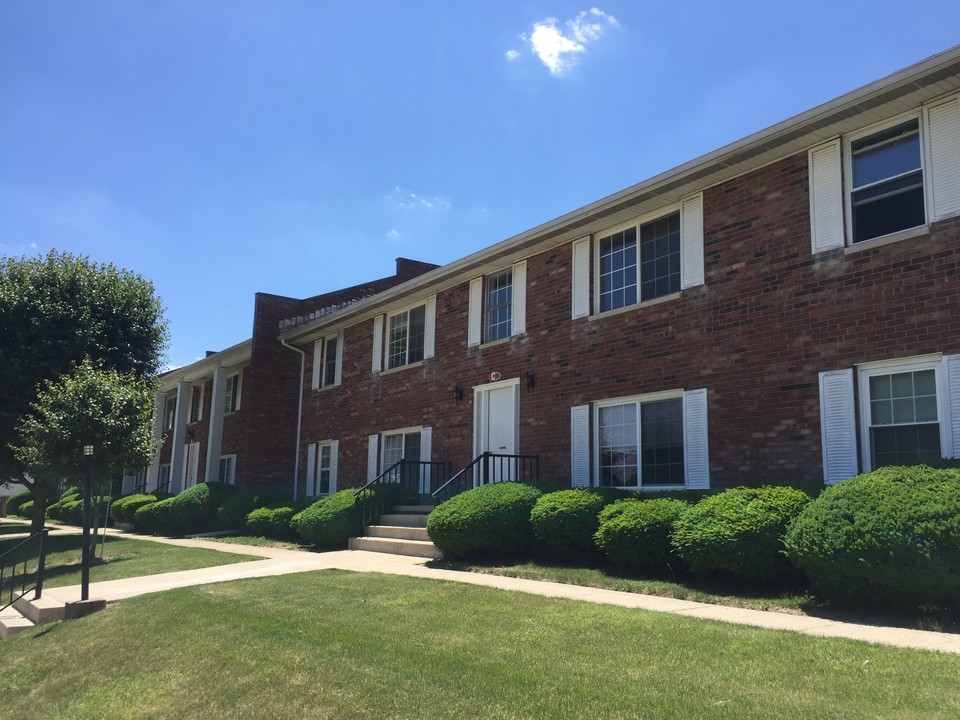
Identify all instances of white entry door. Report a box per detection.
[182,442,200,489]
[474,379,519,483]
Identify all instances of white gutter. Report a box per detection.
[279,337,306,501]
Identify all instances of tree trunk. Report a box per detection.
[30,491,48,533]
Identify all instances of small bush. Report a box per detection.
[17,500,35,518]
[530,489,607,560]
[246,505,298,539]
[784,465,960,610]
[119,494,160,524]
[595,498,690,570]
[217,485,291,529]
[296,490,357,548]
[427,483,542,560]
[672,485,811,581]
[167,482,240,534]
[6,489,33,517]
[134,497,179,535]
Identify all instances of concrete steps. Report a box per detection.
[0,596,67,640]
[348,504,442,560]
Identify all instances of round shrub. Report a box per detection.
[63,499,84,526]
[672,485,811,581]
[245,505,297,539]
[17,500,35,518]
[427,482,542,560]
[217,484,291,529]
[119,494,160,525]
[168,482,240,534]
[6,489,33,517]
[784,465,960,610]
[595,498,690,570]
[296,489,357,548]
[530,489,606,560]
[134,497,179,534]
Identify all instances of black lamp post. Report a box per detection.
[81,444,94,601]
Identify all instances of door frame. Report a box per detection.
[473,377,520,466]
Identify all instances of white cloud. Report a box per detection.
[386,186,450,212]
[386,228,400,240]
[514,8,618,76]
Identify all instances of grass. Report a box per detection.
[0,534,261,588]
[0,570,958,719]
[201,535,306,550]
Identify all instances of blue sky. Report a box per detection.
[2,2,958,368]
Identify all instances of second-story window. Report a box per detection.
[224,372,241,414]
[312,333,342,389]
[188,385,203,423]
[598,211,681,313]
[485,269,513,342]
[164,396,177,429]
[387,305,426,369]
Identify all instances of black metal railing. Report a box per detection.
[353,459,450,535]
[0,529,49,612]
[154,478,171,495]
[432,452,540,504]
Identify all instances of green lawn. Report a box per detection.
[201,534,306,550]
[0,534,261,589]
[0,571,958,719]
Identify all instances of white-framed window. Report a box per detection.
[311,333,343,390]
[381,428,422,472]
[809,95,960,253]
[224,372,242,414]
[819,354,960,483]
[468,262,527,346]
[570,389,709,490]
[372,296,436,372]
[188,384,203,424]
[164,396,177,430]
[218,454,237,485]
[306,440,338,497]
[571,194,704,319]
[158,463,172,491]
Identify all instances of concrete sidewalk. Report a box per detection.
[36,531,960,656]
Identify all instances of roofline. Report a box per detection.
[160,337,252,388]
[280,44,960,343]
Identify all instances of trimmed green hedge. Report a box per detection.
[784,465,960,610]
[117,494,161,525]
[167,482,240,534]
[427,483,542,560]
[530,489,608,560]
[672,486,811,581]
[246,505,298,539]
[594,498,689,570]
[295,490,357,548]
[218,485,291,529]
[134,497,178,534]
[6,489,33,517]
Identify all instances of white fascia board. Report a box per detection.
[159,339,253,390]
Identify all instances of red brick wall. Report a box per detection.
[298,152,960,489]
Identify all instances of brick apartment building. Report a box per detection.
[140,47,960,500]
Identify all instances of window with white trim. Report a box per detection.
[218,454,237,485]
[312,333,342,389]
[809,95,960,253]
[188,385,203,423]
[164,396,177,430]
[158,464,172,491]
[468,262,527,346]
[572,194,703,319]
[485,269,513,341]
[597,395,684,487]
[382,429,422,472]
[388,305,425,369]
[224,372,241,414]
[306,440,338,497]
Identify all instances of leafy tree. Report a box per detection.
[11,361,160,531]
[0,251,168,529]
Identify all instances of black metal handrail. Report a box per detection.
[432,452,540,504]
[353,459,450,535]
[0,528,49,612]
[154,479,171,495]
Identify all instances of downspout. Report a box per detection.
[280,337,306,501]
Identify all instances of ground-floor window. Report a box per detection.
[382,430,422,473]
[219,454,237,485]
[307,441,338,497]
[596,394,685,488]
[158,464,172,491]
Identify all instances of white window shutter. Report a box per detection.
[334,333,343,386]
[306,442,317,496]
[570,405,590,487]
[683,389,710,489]
[680,194,705,289]
[943,354,960,459]
[819,369,859,484]
[571,237,590,319]
[512,260,527,335]
[926,96,960,221]
[808,140,845,253]
[372,315,384,372]
[467,277,483,346]
[367,434,379,481]
[329,440,339,493]
[311,340,322,390]
[424,295,437,359]
[420,426,433,493]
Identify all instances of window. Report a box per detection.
[571,195,703,319]
[224,372,241,414]
[312,333,342,389]
[382,430,421,472]
[158,464,172,492]
[218,455,237,485]
[164,396,177,430]
[387,305,425,369]
[306,441,338,496]
[850,118,925,243]
[468,262,526,346]
[188,385,203,423]
[485,269,513,342]
[596,396,684,488]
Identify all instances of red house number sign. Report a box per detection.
[489,371,502,382]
